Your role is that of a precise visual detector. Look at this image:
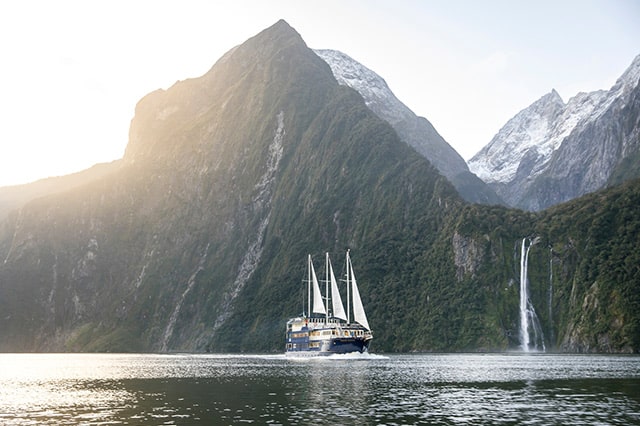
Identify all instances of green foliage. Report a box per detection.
[0,21,638,355]
[535,178,640,352]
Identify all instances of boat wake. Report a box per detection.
[329,352,387,360]
[286,352,389,361]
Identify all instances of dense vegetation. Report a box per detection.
[0,20,638,353]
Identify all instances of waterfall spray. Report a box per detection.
[519,237,545,352]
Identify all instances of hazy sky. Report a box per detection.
[1,0,638,187]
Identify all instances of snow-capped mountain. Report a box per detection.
[469,90,565,184]
[315,49,502,206]
[469,54,640,210]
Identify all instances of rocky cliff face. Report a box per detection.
[469,55,640,210]
[0,20,458,352]
[314,49,502,206]
[0,20,329,351]
[0,21,638,354]
[528,61,640,210]
[468,90,566,187]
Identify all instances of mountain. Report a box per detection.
[0,161,121,221]
[469,55,640,210]
[314,49,503,206]
[0,20,638,354]
[0,20,456,352]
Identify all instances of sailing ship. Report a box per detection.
[285,250,373,356]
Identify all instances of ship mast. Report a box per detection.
[307,254,311,318]
[325,252,329,323]
[346,250,351,324]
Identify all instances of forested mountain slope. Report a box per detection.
[0,21,637,353]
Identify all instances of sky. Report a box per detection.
[1,0,639,187]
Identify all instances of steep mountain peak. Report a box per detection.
[248,19,303,49]
[469,53,640,210]
[272,18,293,29]
[468,90,565,183]
[125,19,327,166]
[611,53,640,99]
[548,88,564,104]
[0,20,465,353]
[531,89,565,113]
[315,49,502,205]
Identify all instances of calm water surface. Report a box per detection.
[1,352,639,425]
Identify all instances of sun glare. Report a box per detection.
[0,1,638,186]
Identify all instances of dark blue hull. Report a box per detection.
[285,322,372,356]
[286,337,370,356]
[326,337,370,354]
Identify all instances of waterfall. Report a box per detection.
[519,237,545,352]
[548,247,554,345]
[211,112,285,335]
[519,239,530,350]
[161,243,210,352]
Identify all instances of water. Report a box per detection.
[1,353,639,425]
[519,237,545,352]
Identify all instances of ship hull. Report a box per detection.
[285,317,372,357]
[285,336,371,357]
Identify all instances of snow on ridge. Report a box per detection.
[469,85,622,183]
[318,48,640,191]
[314,48,473,184]
[314,49,411,125]
[468,90,564,182]
[469,54,640,186]
[314,49,385,94]
[610,54,640,99]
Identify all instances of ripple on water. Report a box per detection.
[0,353,639,425]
